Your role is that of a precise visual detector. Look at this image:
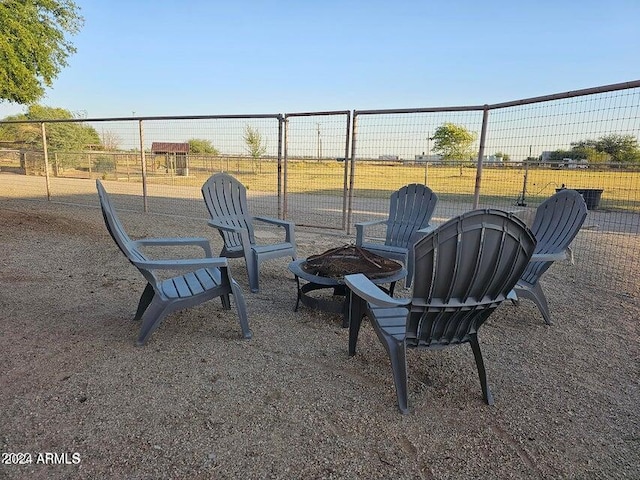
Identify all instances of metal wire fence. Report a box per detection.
[283,111,351,229]
[1,81,639,293]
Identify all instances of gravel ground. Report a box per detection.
[1,194,638,480]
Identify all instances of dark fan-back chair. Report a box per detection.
[345,209,536,413]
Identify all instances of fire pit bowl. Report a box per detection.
[301,245,403,280]
[288,246,407,327]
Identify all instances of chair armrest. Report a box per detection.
[408,224,437,245]
[133,237,212,254]
[355,219,387,228]
[416,224,437,235]
[253,216,294,229]
[253,216,296,244]
[207,218,247,234]
[133,257,229,271]
[531,251,570,263]
[344,274,411,308]
[355,219,387,245]
[207,218,253,257]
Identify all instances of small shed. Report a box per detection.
[151,142,190,175]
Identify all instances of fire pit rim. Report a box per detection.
[300,244,404,280]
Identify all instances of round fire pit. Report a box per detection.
[301,245,404,279]
[288,245,407,327]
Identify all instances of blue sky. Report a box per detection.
[2,0,639,119]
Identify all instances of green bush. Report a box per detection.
[94,156,115,173]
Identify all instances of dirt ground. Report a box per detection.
[1,193,638,479]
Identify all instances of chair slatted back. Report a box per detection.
[386,184,438,249]
[201,173,256,248]
[408,209,536,347]
[96,180,146,264]
[97,180,159,287]
[521,189,587,285]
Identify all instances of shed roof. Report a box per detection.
[151,142,189,154]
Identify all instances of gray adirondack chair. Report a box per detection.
[345,209,536,414]
[355,184,438,288]
[512,188,588,325]
[97,180,251,346]
[201,173,297,293]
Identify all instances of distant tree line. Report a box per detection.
[545,134,640,165]
[0,105,100,151]
[0,107,270,174]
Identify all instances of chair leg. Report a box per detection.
[405,249,414,289]
[516,283,553,325]
[136,297,172,346]
[231,280,252,339]
[220,293,231,310]
[507,289,519,306]
[347,291,367,356]
[469,336,494,405]
[133,283,155,321]
[246,254,260,293]
[373,327,409,414]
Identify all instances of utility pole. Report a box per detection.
[317,123,321,160]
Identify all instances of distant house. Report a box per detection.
[561,157,589,169]
[151,142,190,175]
[151,142,189,155]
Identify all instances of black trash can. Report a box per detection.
[556,187,603,210]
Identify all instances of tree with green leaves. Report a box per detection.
[564,133,640,165]
[430,123,477,162]
[546,150,577,163]
[593,134,640,164]
[188,138,219,155]
[0,0,84,104]
[0,105,101,172]
[567,144,608,164]
[0,105,100,151]
[243,125,266,172]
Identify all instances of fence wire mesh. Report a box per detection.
[350,109,485,229]
[284,112,350,229]
[1,83,639,294]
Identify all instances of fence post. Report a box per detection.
[346,112,358,234]
[518,160,529,206]
[278,115,284,219]
[473,106,489,209]
[40,122,51,201]
[341,111,351,230]
[138,119,149,212]
[125,154,130,182]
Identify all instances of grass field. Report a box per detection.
[4,155,639,211]
[181,159,640,211]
